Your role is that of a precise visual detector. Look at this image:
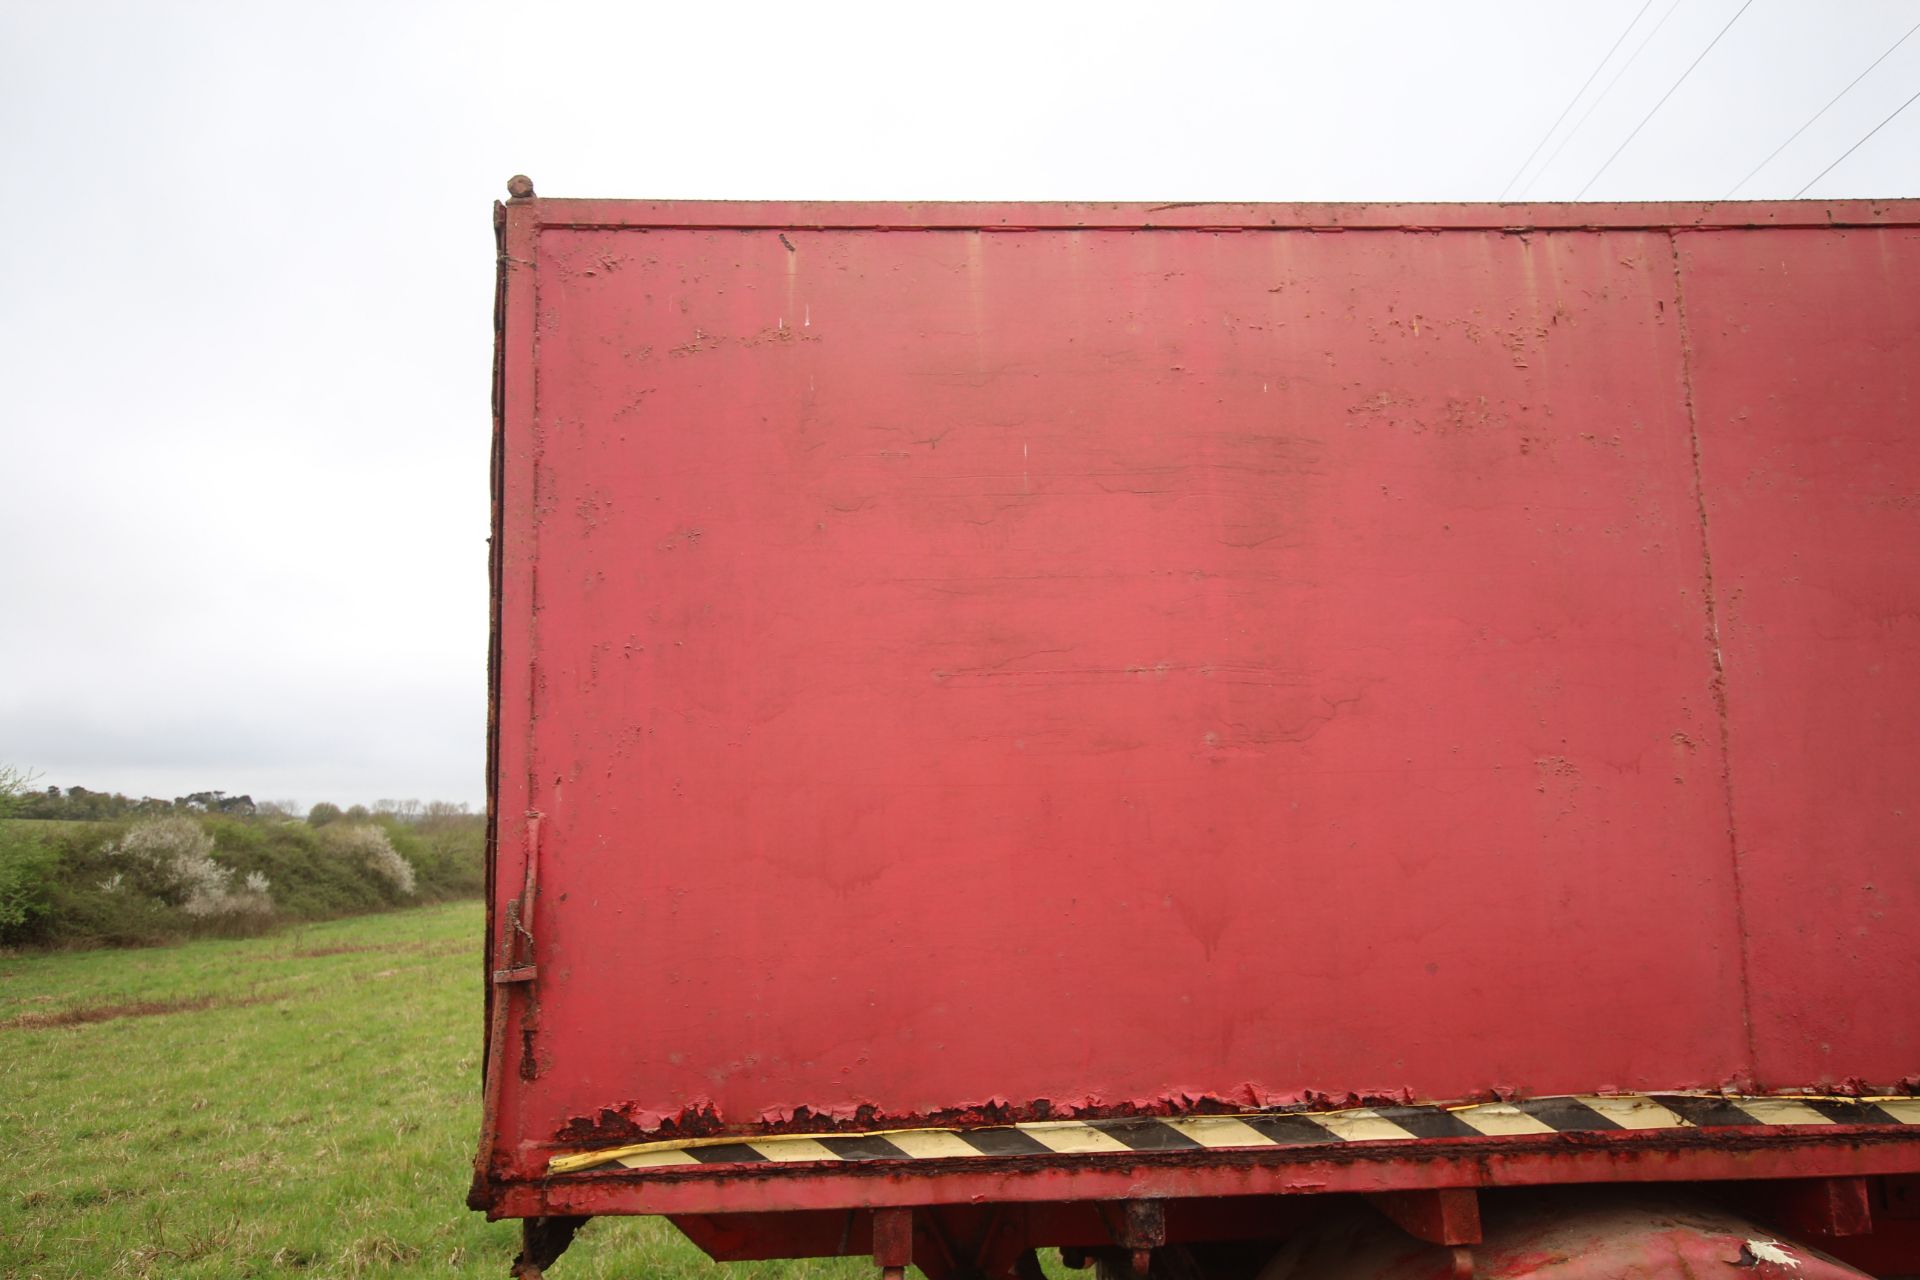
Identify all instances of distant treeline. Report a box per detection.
[13,786,476,825]
[0,772,485,949]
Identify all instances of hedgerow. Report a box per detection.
[0,810,484,949]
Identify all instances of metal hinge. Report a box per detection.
[492,810,543,986]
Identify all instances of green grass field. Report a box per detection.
[0,901,870,1280]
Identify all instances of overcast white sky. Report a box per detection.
[2,0,1916,809]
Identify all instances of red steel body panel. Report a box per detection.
[1674,228,1920,1088]
[479,199,1920,1211]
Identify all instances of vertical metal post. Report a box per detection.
[872,1206,914,1280]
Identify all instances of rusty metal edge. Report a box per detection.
[544,1095,1920,1175]
[471,197,510,1209]
[473,189,543,1211]
[518,198,1920,232]
[483,1127,1920,1220]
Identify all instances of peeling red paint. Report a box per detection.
[556,1094,1359,1146]
[548,1085,1787,1148]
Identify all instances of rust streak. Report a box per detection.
[1669,229,1760,1084]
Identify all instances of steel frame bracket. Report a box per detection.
[1097,1200,1167,1277]
[1367,1188,1483,1246]
[1755,1176,1873,1239]
[873,1206,914,1280]
[509,1214,586,1280]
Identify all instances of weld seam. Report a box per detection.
[1669,229,1759,1084]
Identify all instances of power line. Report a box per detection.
[1795,84,1920,196]
[1501,0,1659,199]
[1577,0,1757,199]
[1520,0,1691,198]
[1727,18,1920,197]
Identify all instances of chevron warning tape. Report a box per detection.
[547,1093,1920,1175]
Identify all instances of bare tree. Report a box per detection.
[422,800,472,824]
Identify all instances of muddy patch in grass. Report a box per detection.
[0,992,275,1031]
[285,938,468,960]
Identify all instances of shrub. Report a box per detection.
[0,824,61,935]
[385,816,485,899]
[107,816,274,919]
[1,798,481,950]
[0,763,37,817]
[320,823,417,897]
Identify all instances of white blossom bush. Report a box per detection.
[197,868,272,918]
[108,816,273,917]
[321,823,417,896]
[112,815,210,871]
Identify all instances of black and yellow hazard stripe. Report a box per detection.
[548,1093,1920,1174]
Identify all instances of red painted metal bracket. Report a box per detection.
[872,1206,913,1280]
[1098,1201,1167,1278]
[1367,1188,1482,1246]
[1753,1176,1874,1239]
